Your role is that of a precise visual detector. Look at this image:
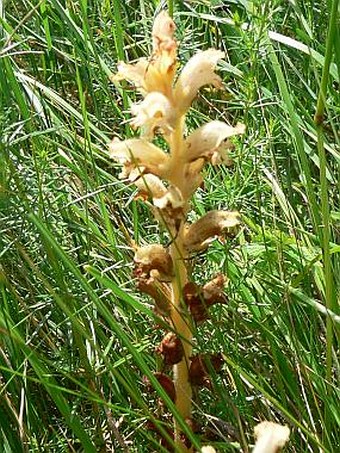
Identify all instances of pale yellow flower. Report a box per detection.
[133,174,167,200]
[113,59,149,94]
[186,121,245,165]
[130,92,177,137]
[109,138,169,179]
[174,49,224,113]
[253,422,290,453]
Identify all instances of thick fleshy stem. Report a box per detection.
[170,231,192,451]
[168,117,193,452]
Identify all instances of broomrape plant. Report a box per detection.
[109,11,289,453]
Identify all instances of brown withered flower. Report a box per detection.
[144,372,176,403]
[203,274,227,305]
[134,244,173,280]
[183,282,210,324]
[135,272,171,316]
[183,210,241,252]
[183,276,227,323]
[156,332,184,366]
[189,354,224,387]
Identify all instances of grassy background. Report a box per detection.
[0,0,339,451]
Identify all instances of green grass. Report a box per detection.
[0,0,339,451]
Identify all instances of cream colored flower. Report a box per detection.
[174,49,224,113]
[133,174,167,200]
[253,422,290,453]
[183,210,241,252]
[130,92,177,137]
[201,447,217,453]
[186,121,245,164]
[153,185,184,210]
[112,59,149,94]
[152,10,177,54]
[112,12,177,98]
[109,138,169,179]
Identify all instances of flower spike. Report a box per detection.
[108,11,247,452]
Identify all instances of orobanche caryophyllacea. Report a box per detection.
[109,11,290,453]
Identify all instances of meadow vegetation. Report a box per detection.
[0,0,339,451]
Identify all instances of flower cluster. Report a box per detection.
[110,11,244,231]
[109,10,246,452]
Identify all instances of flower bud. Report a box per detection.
[152,10,177,54]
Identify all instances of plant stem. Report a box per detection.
[170,231,192,451]
[168,0,174,18]
[314,0,339,444]
[168,116,193,451]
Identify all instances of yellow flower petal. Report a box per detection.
[186,121,245,164]
[183,210,241,252]
[174,49,224,112]
[253,422,290,453]
[130,92,176,137]
[109,138,169,179]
